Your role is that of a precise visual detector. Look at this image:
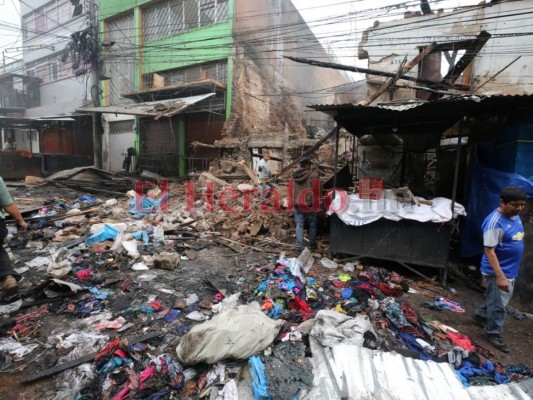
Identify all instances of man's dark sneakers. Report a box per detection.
[486,335,510,353]
[471,314,487,328]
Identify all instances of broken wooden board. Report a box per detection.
[24,176,47,187]
[22,331,162,384]
[184,250,197,260]
[249,220,263,237]
[203,273,233,297]
[239,160,260,185]
[201,172,228,187]
[216,237,245,253]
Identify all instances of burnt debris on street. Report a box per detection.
[1,1,533,399]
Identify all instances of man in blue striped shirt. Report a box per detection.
[473,187,526,353]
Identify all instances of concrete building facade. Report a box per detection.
[96,0,356,175]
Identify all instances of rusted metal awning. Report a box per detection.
[77,93,216,119]
[310,94,533,136]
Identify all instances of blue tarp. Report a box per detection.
[460,163,533,257]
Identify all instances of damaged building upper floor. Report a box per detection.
[358,0,533,102]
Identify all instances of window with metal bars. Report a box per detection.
[142,0,229,43]
[22,0,74,40]
[48,62,58,81]
[142,59,228,89]
[110,120,135,134]
[105,12,136,105]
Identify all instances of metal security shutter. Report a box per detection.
[138,118,180,177]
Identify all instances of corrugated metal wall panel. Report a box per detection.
[305,339,533,400]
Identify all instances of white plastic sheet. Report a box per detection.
[0,337,38,358]
[25,256,52,268]
[216,379,238,400]
[310,310,375,348]
[122,240,140,258]
[329,194,466,227]
[0,299,22,314]
[211,292,241,314]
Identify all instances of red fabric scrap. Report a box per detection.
[332,280,347,288]
[375,282,403,297]
[288,297,313,316]
[148,300,163,312]
[121,278,135,292]
[113,349,128,359]
[401,302,420,325]
[357,283,376,297]
[447,331,475,352]
[75,269,92,280]
[95,338,120,362]
[139,365,156,389]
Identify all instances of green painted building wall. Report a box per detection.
[100,0,234,177]
[100,0,234,109]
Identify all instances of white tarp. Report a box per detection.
[310,310,375,348]
[328,194,466,227]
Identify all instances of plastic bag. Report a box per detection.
[132,262,149,271]
[153,226,165,242]
[132,230,149,245]
[86,224,120,246]
[249,356,271,400]
[122,240,140,259]
[320,258,338,270]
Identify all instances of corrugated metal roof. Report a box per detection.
[77,93,216,118]
[309,94,533,136]
[304,339,533,400]
[0,116,74,128]
[310,94,533,113]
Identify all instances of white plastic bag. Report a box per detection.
[122,240,140,259]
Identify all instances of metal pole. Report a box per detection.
[333,124,340,189]
[89,0,102,169]
[450,131,462,215]
[351,133,356,180]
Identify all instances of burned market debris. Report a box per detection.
[0,177,530,400]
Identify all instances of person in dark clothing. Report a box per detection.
[122,147,136,172]
[0,177,27,297]
[292,159,320,251]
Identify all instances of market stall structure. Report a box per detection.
[311,94,533,298]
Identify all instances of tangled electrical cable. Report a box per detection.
[60,27,98,75]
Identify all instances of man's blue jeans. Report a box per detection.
[294,207,317,250]
[259,182,276,201]
[474,275,515,338]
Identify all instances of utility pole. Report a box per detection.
[89,0,102,169]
